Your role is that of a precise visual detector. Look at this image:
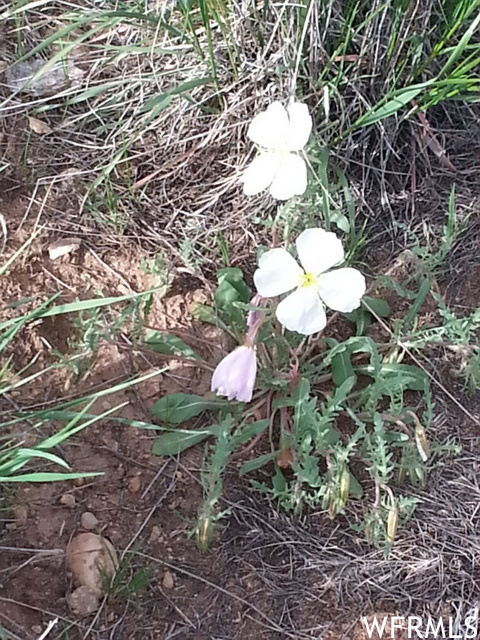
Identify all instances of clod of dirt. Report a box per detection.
[12,505,28,526]
[60,493,76,508]
[66,533,118,597]
[162,569,175,590]
[149,525,162,543]
[127,475,141,494]
[28,116,53,135]
[81,512,99,530]
[48,237,82,260]
[69,585,100,618]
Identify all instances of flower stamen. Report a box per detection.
[298,272,318,289]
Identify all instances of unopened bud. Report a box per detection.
[387,500,398,544]
[196,516,213,552]
[339,468,350,509]
[414,423,429,462]
[328,497,337,519]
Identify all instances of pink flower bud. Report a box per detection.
[246,293,264,330]
[211,346,257,403]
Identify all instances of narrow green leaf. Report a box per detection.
[239,451,277,476]
[0,472,102,482]
[152,428,217,456]
[358,83,431,127]
[146,331,201,360]
[152,393,229,424]
[402,278,430,330]
[357,363,429,392]
[233,419,269,446]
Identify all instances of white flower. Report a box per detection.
[253,228,366,336]
[211,346,257,402]
[241,100,312,200]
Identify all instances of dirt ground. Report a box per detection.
[1,166,480,640]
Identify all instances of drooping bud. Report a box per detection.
[211,345,257,403]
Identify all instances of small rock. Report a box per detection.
[127,475,141,494]
[73,477,84,487]
[28,116,53,135]
[81,512,99,530]
[6,59,84,97]
[48,237,82,260]
[31,626,42,634]
[12,505,28,526]
[162,570,174,590]
[60,493,76,508]
[69,585,100,618]
[107,611,115,622]
[149,525,161,543]
[66,533,118,597]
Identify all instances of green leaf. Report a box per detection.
[325,336,382,377]
[272,467,287,493]
[0,472,102,482]
[138,93,172,115]
[356,363,429,393]
[146,331,201,360]
[358,83,431,127]
[233,419,269,446]
[239,451,278,476]
[191,303,230,333]
[152,393,229,425]
[348,472,363,499]
[402,278,430,330]
[214,267,250,326]
[362,296,391,318]
[330,210,350,233]
[331,352,356,387]
[152,427,219,456]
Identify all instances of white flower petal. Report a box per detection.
[318,267,366,312]
[296,228,344,276]
[247,101,289,150]
[276,287,327,335]
[241,152,279,196]
[287,101,312,151]
[269,153,307,200]
[254,248,303,297]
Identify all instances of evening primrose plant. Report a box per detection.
[152,100,433,552]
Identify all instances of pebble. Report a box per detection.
[81,512,99,530]
[127,475,141,493]
[60,493,76,508]
[162,570,174,590]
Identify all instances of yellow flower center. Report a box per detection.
[298,271,318,288]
